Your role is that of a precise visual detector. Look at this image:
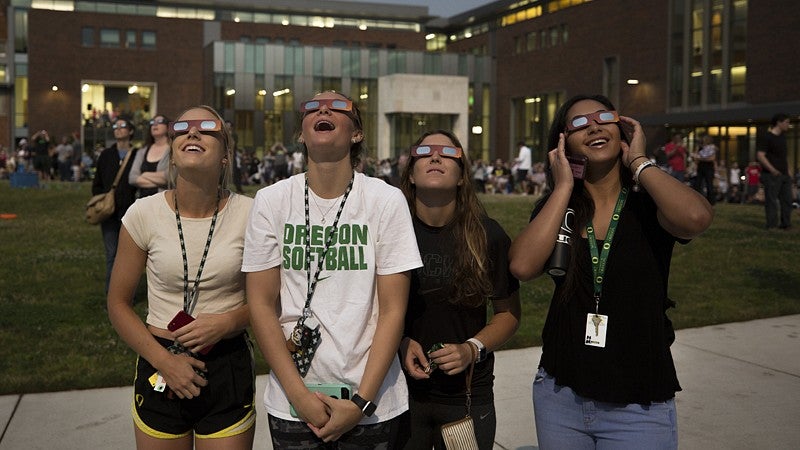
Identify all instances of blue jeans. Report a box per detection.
[532,368,677,450]
[760,172,792,228]
[101,218,121,293]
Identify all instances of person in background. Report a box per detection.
[509,94,713,449]
[398,129,520,449]
[516,141,533,194]
[745,161,762,203]
[107,105,255,449]
[30,129,51,181]
[664,132,687,182]
[92,117,139,293]
[692,135,717,204]
[129,114,171,197]
[55,135,74,181]
[757,113,793,230]
[243,91,421,447]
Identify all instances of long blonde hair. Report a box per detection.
[400,130,492,307]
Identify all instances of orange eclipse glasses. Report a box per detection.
[410,145,463,159]
[565,110,619,132]
[300,98,353,113]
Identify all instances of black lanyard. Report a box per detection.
[586,187,628,314]
[174,190,220,315]
[302,174,354,318]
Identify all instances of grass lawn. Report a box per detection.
[1,180,798,394]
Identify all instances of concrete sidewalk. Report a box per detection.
[2,315,798,449]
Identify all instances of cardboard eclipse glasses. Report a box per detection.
[169,119,223,135]
[565,110,619,132]
[410,145,463,159]
[300,99,353,113]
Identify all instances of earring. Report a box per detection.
[298,136,305,144]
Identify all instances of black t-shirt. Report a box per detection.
[535,191,683,404]
[404,215,519,406]
[759,131,788,175]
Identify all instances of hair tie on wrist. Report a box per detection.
[628,155,647,170]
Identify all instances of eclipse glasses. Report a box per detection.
[169,119,223,136]
[565,110,619,132]
[410,145,463,159]
[300,99,353,113]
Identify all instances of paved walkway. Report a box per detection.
[2,315,798,449]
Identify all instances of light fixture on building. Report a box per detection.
[258,89,267,96]
[273,88,290,97]
[472,125,483,135]
[425,33,435,40]
[226,89,236,96]
[281,18,289,26]
[359,93,368,100]
[524,97,541,104]
[81,84,89,92]
[128,85,138,94]
[626,79,640,85]
[51,85,59,91]
[358,22,367,31]
[234,16,240,23]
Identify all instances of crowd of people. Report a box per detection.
[3,92,795,449]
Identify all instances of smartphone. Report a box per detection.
[566,154,588,179]
[290,383,353,417]
[167,310,213,355]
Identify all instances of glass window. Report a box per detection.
[82,27,94,47]
[124,30,136,49]
[141,31,156,49]
[14,10,28,53]
[100,29,120,48]
[526,31,536,51]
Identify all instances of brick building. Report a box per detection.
[2,0,798,170]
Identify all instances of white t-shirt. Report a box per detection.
[517,145,532,171]
[122,192,254,329]
[243,172,422,423]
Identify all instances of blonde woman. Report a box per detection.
[108,105,255,449]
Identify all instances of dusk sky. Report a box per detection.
[349,0,493,18]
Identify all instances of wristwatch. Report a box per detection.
[467,338,487,363]
[351,393,377,417]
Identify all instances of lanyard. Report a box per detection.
[174,190,220,315]
[586,187,628,314]
[302,174,354,318]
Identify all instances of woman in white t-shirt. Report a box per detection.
[243,91,422,447]
[108,105,255,449]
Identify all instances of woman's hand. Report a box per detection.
[619,115,647,169]
[307,392,363,442]
[399,337,431,380]
[292,390,331,429]
[172,313,231,354]
[548,133,575,191]
[428,342,474,376]
[157,352,207,399]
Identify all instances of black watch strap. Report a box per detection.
[351,394,377,417]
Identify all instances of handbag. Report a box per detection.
[441,345,479,450]
[85,149,134,225]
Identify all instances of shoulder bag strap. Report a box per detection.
[110,149,135,190]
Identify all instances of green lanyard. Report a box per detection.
[586,187,628,314]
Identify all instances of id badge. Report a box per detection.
[584,313,608,348]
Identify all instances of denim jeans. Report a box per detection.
[532,367,677,450]
[100,218,121,293]
[760,172,792,229]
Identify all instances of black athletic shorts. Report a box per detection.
[132,333,255,439]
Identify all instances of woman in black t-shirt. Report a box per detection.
[509,94,713,449]
[399,129,521,449]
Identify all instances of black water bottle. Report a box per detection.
[546,208,575,277]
